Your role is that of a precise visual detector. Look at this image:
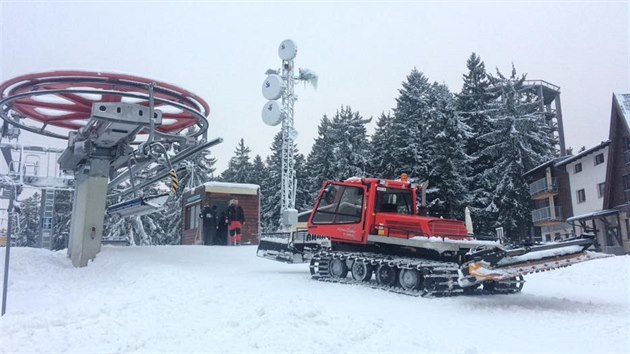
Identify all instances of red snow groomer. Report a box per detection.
[257,176,609,296]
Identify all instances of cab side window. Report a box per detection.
[376,190,413,215]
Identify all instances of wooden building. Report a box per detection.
[181,182,260,246]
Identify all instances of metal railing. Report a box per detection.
[529,177,558,196]
[523,80,561,92]
[531,206,563,223]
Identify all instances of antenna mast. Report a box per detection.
[262,39,315,231]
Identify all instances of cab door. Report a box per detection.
[308,182,367,244]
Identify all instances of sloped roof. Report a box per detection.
[524,156,570,176]
[615,93,630,127]
[554,140,611,167]
[523,140,610,176]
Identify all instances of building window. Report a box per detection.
[626,218,630,240]
[42,217,53,230]
[594,153,604,165]
[577,189,586,203]
[574,163,582,173]
[185,204,200,230]
[625,140,630,165]
[597,182,605,199]
[624,175,630,203]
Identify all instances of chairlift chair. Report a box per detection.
[106,193,170,218]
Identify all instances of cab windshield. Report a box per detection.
[312,184,364,224]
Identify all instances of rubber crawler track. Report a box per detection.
[309,250,524,297]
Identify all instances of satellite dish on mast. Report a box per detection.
[278,39,297,61]
[262,100,283,126]
[262,74,285,100]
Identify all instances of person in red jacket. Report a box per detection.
[227,199,245,245]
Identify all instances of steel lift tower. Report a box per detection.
[523,80,566,155]
[0,71,220,267]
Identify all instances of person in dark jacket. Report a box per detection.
[200,205,218,245]
[218,210,229,245]
[227,199,245,245]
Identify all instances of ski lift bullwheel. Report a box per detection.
[0,70,210,140]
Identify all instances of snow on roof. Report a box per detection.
[554,140,611,167]
[566,209,619,223]
[524,156,568,176]
[202,181,260,195]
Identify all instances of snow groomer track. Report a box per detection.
[310,250,524,297]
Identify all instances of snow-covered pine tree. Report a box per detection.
[220,138,253,183]
[480,65,557,240]
[304,115,334,204]
[455,53,497,233]
[15,192,40,247]
[457,53,495,156]
[259,132,308,231]
[104,213,136,245]
[368,112,398,178]
[248,155,267,186]
[424,83,470,219]
[390,69,433,179]
[304,106,370,204]
[261,132,283,232]
[387,69,470,217]
[294,152,311,212]
[52,190,73,250]
[328,106,371,180]
[102,183,156,246]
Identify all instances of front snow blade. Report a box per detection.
[459,236,612,285]
[257,231,330,264]
[256,232,308,264]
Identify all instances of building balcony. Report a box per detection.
[624,150,630,165]
[528,177,559,200]
[532,206,564,226]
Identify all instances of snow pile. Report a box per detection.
[1,246,628,353]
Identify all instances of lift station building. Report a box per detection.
[182,182,261,245]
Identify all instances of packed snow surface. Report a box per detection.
[1,246,628,353]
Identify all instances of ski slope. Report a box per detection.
[1,246,628,353]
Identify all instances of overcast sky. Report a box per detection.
[1,0,628,174]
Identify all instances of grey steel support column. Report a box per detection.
[68,159,110,267]
[2,194,14,316]
[554,94,566,155]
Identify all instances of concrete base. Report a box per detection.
[69,175,108,267]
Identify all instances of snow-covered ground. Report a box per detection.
[1,246,628,353]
